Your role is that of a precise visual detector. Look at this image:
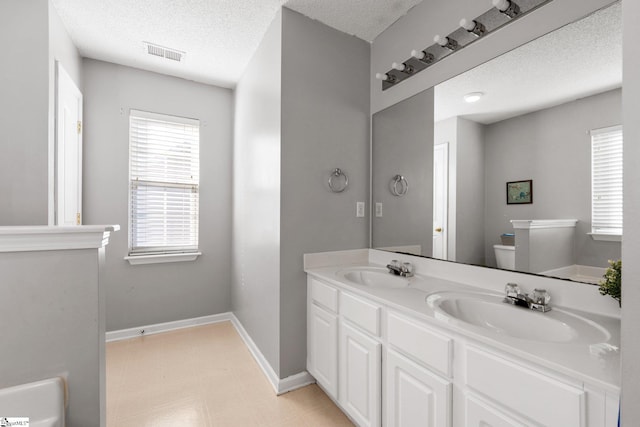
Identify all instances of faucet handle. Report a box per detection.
[531,288,551,305]
[505,282,520,298]
[401,262,414,277]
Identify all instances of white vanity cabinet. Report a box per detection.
[385,311,452,427]
[340,320,382,427]
[465,394,529,427]
[339,291,383,427]
[307,278,339,399]
[305,273,619,427]
[385,349,451,427]
[464,345,585,426]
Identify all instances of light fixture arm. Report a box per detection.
[376,0,550,91]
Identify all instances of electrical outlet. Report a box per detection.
[376,202,383,217]
[356,202,365,217]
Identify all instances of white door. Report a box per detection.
[433,143,448,259]
[339,321,381,427]
[385,349,452,427]
[308,304,338,399]
[55,62,83,226]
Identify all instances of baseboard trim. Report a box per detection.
[105,312,233,342]
[228,313,315,395]
[277,371,316,395]
[105,312,315,395]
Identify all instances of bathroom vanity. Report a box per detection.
[305,249,620,427]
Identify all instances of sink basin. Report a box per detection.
[336,267,410,289]
[426,292,610,344]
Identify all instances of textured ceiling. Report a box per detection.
[435,2,622,125]
[50,0,422,88]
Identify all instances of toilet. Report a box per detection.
[493,244,515,270]
[0,377,65,427]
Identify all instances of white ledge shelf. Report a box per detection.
[0,225,120,253]
[125,252,201,265]
[588,233,622,242]
[511,219,578,229]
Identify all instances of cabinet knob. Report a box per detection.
[435,227,443,232]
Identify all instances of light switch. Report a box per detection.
[356,202,365,217]
[375,202,383,217]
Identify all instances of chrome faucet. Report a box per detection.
[503,283,551,312]
[386,260,414,277]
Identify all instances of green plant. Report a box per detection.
[599,259,621,307]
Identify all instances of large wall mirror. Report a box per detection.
[372,1,621,284]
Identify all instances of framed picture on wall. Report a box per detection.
[506,180,533,204]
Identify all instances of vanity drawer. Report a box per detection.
[387,311,452,377]
[340,291,381,337]
[310,278,338,313]
[466,346,585,426]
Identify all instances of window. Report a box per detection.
[591,125,623,239]
[128,110,200,260]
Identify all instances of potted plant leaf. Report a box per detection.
[599,259,621,307]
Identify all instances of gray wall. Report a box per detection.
[82,59,233,331]
[0,0,50,225]
[484,89,622,268]
[0,248,105,427]
[232,11,283,376]
[372,89,434,256]
[0,0,82,225]
[280,8,370,377]
[232,8,370,379]
[454,117,485,265]
[622,0,640,422]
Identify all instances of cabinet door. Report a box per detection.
[340,321,382,427]
[308,303,338,399]
[385,349,451,427]
[465,395,528,427]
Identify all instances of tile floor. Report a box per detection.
[106,321,354,426]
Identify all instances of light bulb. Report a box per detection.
[375,73,389,81]
[411,49,425,60]
[434,35,448,47]
[493,0,510,12]
[391,62,406,71]
[460,18,476,31]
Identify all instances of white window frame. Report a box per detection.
[125,109,201,264]
[590,125,623,242]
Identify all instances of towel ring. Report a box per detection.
[328,168,348,193]
[390,174,408,196]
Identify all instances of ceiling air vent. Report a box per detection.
[143,42,185,63]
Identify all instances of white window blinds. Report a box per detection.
[591,125,623,235]
[129,110,200,254]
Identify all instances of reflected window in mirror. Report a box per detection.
[591,125,623,240]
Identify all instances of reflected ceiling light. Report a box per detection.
[464,92,484,103]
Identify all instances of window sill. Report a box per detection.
[125,252,202,265]
[588,233,622,242]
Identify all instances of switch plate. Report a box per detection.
[375,202,383,217]
[356,202,365,217]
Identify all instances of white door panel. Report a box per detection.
[56,62,83,226]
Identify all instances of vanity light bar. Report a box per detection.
[379,0,553,91]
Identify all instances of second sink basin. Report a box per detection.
[336,267,410,289]
[426,291,611,345]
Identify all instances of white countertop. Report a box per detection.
[305,257,620,393]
